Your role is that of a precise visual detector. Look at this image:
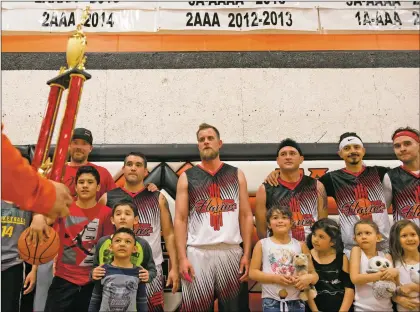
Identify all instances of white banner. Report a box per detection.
[316,1,420,9]
[1,1,319,10]
[0,1,158,10]
[319,8,420,31]
[158,1,318,9]
[1,8,157,32]
[158,8,319,31]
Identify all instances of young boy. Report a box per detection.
[91,199,157,283]
[88,227,150,312]
[1,200,37,312]
[44,166,114,312]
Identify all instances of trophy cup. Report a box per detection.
[32,7,92,182]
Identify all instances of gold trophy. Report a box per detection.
[32,6,92,182]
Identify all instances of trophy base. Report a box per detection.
[47,68,91,89]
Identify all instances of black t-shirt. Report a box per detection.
[310,253,354,312]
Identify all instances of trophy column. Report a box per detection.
[49,70,90,182]
[32,6,92,182]
[32,82,65,170]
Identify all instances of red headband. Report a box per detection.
[393,131,419,143]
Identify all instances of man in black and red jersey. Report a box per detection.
[383,127,419,226]
[255,138,329,241]
[266,132,391,258]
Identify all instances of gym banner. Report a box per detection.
[1,1,419,33]
[1,8,157,32]
[315,1,420,9]
[158,8,318,31]
[319,8,419,31]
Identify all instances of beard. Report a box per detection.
[347,154,361,165]
[200,148,219,161]
[71,151,88,164]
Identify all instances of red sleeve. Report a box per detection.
[101,209,115,237]
[1,127,56,215]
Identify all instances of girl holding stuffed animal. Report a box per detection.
[350,219,397,312]
[306,218,355,312]
[249,206,319,312]
[390,220,420,311]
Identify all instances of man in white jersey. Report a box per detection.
[174,123,254,312]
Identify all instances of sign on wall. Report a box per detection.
[1,1,419,33]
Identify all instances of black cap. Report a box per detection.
[72,128,93,145]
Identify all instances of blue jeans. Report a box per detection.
[263,298,305,312]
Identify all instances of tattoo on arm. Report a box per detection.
[318,182,328,212]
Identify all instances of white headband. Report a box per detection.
[339,136,363,151]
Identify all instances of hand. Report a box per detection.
[139,267,149,283]
[179,258,195,282]
[23,268,37,295]
[92,265,106,280]
[28,214,50,245]
[46,181,72,219]
[395,296,420,311]
[239,255,250,282]
[53,255,57,276]
[398,283,417,296]
[380,268,398,281]
[275,274,295,286]
[294,274,313,290]
[166,268,180,293]
[146,183,159,192]
[264,170,280,186]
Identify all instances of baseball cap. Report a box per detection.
[72,128,93,145]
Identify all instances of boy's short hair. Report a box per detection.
[112,227,136,242]
[76,165,100,184]
[112,199,138,217]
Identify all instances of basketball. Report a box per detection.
[17,227,60,265]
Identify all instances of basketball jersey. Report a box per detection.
[106,187,164,265]
[319,166,390,251]
[354,250,392,312]
[185,163,242,246]
[264,175,318,242]
[387,166,419,226]
[1,200,32,271]
[261,237,301,301]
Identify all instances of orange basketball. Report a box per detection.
[17,227,60,265]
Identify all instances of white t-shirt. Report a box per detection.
[395,261,420,312]
[261,237,302,301]
[354,250,393,312]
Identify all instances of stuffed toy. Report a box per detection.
[292,253,317,301]
[366,256,397,299]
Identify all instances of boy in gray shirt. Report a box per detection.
[89,227,151,312]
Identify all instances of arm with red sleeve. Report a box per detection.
[1,128,56,215]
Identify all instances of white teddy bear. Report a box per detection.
[366,256,397,299]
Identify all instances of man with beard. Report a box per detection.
[33,127,116,312]
[255,138,328,241]
[174,123,254,312]
[266,132,391,258]
[383,127,419,226]
[99,152,179,312]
